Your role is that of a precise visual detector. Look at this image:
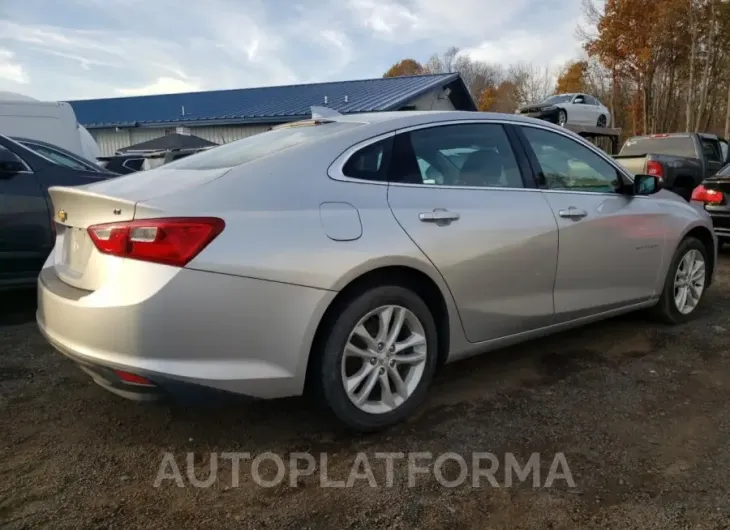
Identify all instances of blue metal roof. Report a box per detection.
[67,73,476,129]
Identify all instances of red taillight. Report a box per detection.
[646,160,664,179]
[691,184,725,205]
[114,370,155,386]
[87,217,225,267]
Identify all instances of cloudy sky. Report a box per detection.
[0,0,588,101]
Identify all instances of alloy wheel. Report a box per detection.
[673,249,706,315]
[340,305,428,414]
[558,110,567,126]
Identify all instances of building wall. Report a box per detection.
[89,87,456,156]
[91,124,270,156]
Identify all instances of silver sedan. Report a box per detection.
[37,110,716,431]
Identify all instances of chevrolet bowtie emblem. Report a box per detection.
[58,209,67,223]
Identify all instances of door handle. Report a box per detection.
[558,207,588,219]
[419,208,460,223]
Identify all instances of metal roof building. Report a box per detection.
[67,73,476,156]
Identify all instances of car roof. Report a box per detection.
[312,109,573,132]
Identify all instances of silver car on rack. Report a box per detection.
[37,109,716,431]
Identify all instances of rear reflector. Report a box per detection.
[114,370,155,386]
[87,217,225,267]
[691,184,724,204]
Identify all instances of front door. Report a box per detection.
[386,122,559,343]
[516,124,667,322]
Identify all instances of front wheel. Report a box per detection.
[558,110,568,126]
[652,237,709,324]
[312,285,439,432]
[597,115,607,127]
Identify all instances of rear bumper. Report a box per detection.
[704,206,730,239]
[37,264,336,400]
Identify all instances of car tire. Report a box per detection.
[558,110,567,126]
[597,115,607,127]
[651,236,709,325]
[312,285,439,432]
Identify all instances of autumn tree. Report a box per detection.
[383,59,425,78]
[555,61,588,94]
[478,81,520,113]
[424,46,503,101]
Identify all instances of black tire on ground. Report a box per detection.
[651,236,709,325]
[558,110,567,126]
[312,285,439,432]
[597,115,607,127]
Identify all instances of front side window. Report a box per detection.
[521,127,621,193]
[391,123,524,188]
[700,138,722,163]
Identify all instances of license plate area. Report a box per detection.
[56,225,93,274]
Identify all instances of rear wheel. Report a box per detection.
[312,285,438,432]
[597,115,607,127]
[652,237,708,324]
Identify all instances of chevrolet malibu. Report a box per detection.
[37,110,716,432]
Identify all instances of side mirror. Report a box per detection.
[574,97,585,104]
[633,174,662,195]
[0,149,27,175]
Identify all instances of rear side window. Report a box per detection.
[165,121,362,170]
[620,136,697,158]
[342,137,392,182]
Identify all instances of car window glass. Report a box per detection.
[522,127,621,192]
[24,143,92,170]
[395,123,524,188]
[700,138,722,163]
[584,96,597,105]
[167,121,362,170]
[342,137,391,182]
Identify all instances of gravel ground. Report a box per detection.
[2,254,730,529]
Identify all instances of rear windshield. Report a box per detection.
[619,136,697,158]
[164,121,362,170]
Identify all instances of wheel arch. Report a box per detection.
[681,224,716,285]
[304,260,456,393]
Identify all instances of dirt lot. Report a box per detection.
[2,255,730,530]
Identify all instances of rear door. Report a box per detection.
[386,121,559,343]
[0,140,52,281]
[515,124,667,322]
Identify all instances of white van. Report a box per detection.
[0,96,100,161]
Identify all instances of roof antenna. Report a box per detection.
[311,106,343,120]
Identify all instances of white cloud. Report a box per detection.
[0,48,29,84]
[116,77,202,96]
[0,0,590,101]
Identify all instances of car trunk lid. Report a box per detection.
[47,166,231,291]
